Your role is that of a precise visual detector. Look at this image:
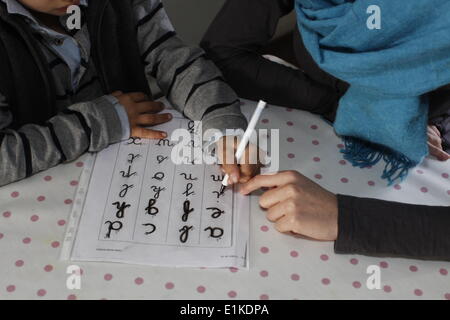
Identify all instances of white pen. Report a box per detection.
[219,100,267,195]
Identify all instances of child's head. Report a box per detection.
[18,0,80,16]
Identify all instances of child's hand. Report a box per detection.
[217,135,262,185]
[428,125,449,161]
[112,91,172,139]
[240,171,338,241]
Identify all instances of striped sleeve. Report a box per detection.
[132,0,248,133]
[0,92,124,187]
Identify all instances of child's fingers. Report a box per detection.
[137,101,165,113]
[428,142,450,161]
[125,92,149,102]
[111,91,123,97]
[132,127,167,140]
[238,163,261,184]
[221,163,240,185]
[137,113,172,126]
[429,125,441,138]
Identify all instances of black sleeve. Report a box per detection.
[200,0,338,116]
[335,194,450,261]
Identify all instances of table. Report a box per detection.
[1,99,449,300]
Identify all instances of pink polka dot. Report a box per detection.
[442,173,449,179]
[286,121,293,126]
[320,254,329,261]
[287,153,295,159]
[394,184,402,190]
[445,293,450,300]
[70,180,79,186]
[439,268,448,276]
[286,108,293,112]
[229,267,238,273]
[228,290,237,298]
[260,270,269,278]
[260,225,269,232]
[340,178,349,183]
[3,211,11,218]
[409,265,418,272]
[197,286,206,293]
[11,191,19,198]
[37,196,46,202]
[291,273,300,281]
[76,162,84,167]
[368,181,375,186]
[30,215,39,222]
[44,265,53,272]
[414,289,423,296]
[67,294,77,300]
[261,119,269,124]
[260,294,269,300]
[290,250,299,258]
[51,241,60,248]
[287,137,294,143]
[447,190,450,196]
[416,169,424,175]
[37,289,47,297]
[6,285,15,293]
[337,143,344,149]
[313,157,321,162]
[420,187,428,193]
[383,285,392,293]
[350,258,359,265]
[314,174,322,180]
[339,160,347,165]
[58,219,66,226]
[165,282,174,290]
[260,246,269,254]
[15,260,24,267]
[0,233,3,240]
[104,274,113,281]
[44,175,52,181]
[312,140,319,146]
[379,261,389,269]
[310,125,318,130]
[64,199,73,205]
[134,277,144,285]
[352,281,361,289]
[22,237,31,244]
[321,278,330,285]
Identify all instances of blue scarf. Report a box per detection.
[295,0,450,184]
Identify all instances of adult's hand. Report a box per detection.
[240,170,338,241]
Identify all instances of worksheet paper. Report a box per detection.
[64,110,249,268]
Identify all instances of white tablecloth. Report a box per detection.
[1,99,449,300]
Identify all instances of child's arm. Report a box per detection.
[0,90,172,187]
[0,92,123,186]
[132,0,247,135]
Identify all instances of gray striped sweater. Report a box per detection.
[0,0,247,187]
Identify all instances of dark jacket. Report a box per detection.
[202,0,450,261]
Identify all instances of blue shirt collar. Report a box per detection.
[1,0,88,25]
[1,0,88,39]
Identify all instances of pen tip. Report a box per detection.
[219,185,226,195]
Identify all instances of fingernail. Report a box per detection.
[161,133,167,138]
[232,174,239,184]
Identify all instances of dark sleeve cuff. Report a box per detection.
[334,194,450,261]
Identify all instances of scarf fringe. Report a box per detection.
[341,137,417,186]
